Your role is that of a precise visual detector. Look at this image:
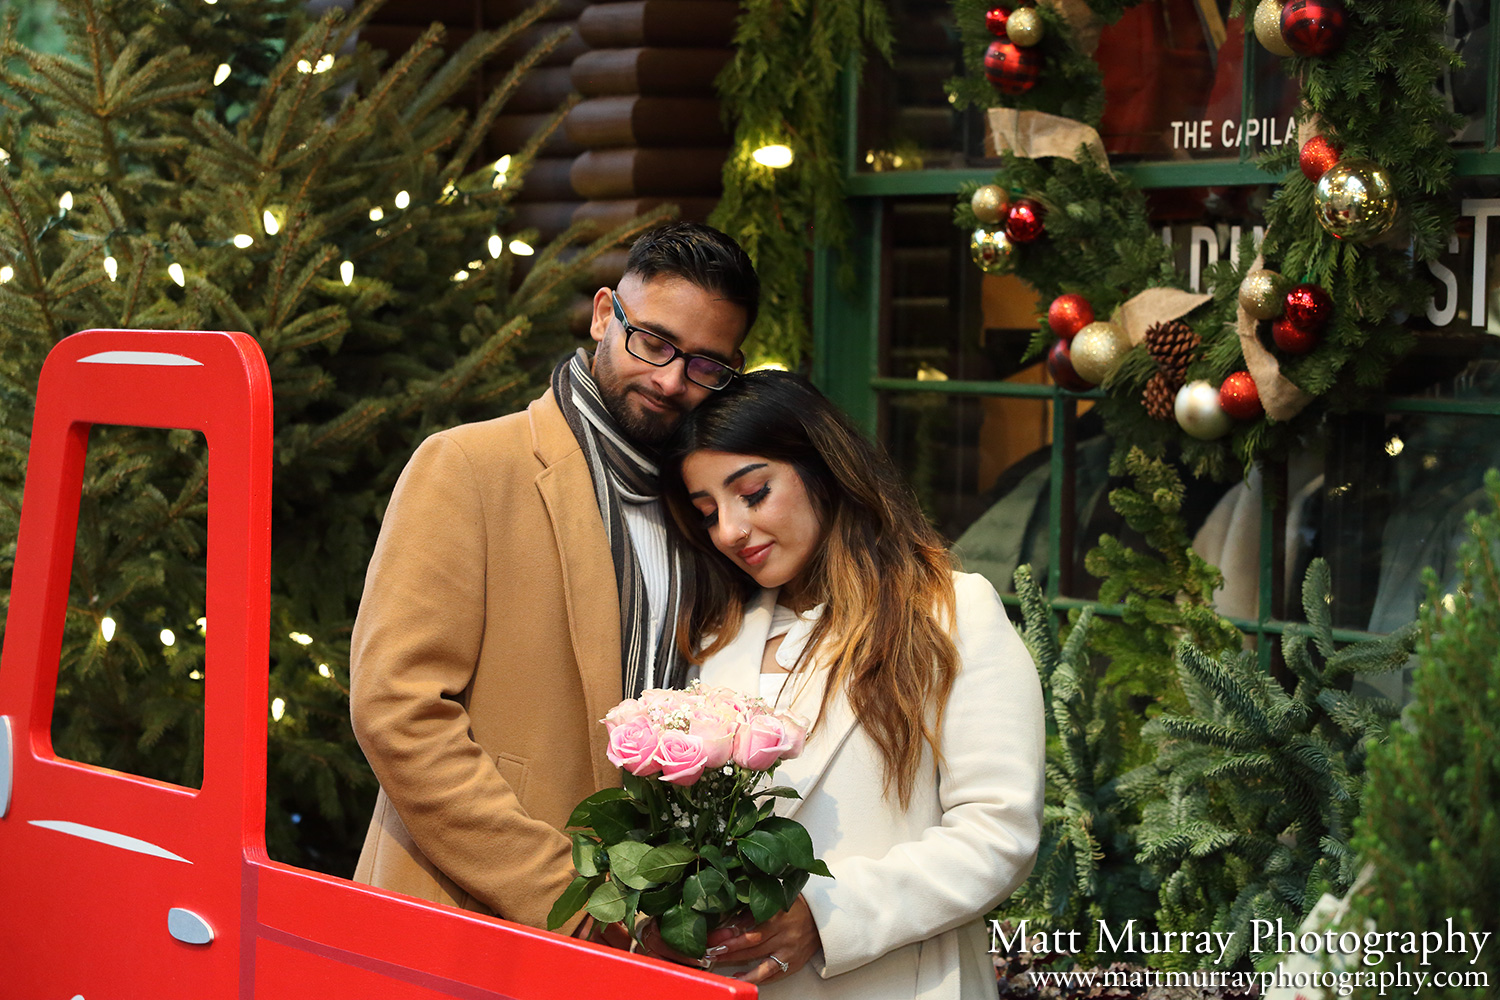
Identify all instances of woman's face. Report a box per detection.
[680,450,824,593]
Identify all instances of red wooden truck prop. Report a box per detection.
[0,328,754,999]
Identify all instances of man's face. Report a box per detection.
[589,274,748,447]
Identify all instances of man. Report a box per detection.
[349,223,758,935]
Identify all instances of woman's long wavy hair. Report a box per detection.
[660,371,958,808]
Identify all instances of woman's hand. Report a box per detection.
[708,896,821,984]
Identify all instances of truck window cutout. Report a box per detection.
[50,424,207,790]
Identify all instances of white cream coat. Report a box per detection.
[697,572,1045,1000]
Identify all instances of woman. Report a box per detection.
[658,371,1045,1000]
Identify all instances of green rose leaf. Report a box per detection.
[639,885,678,917]
[779,868,810,908]
[738,829,789,875]
[591,799,645,844]
[638,842,697,884]
[747,873,785,924]
[730,805,759,838]
[572,832,603,877]
[547,874,603,930]
[607,840,658,890]
[700,843,737,884]
[760,816,818,869]
[585,878,632,925]
[754,785,801,799]
[566,788,632,829]
[660,902,708,958]
[682,866,737,914]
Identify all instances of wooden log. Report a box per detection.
[492,112,588,156]
[570,47,731,97]
[374,0,481,25]
[570,148,726,199]
[511,201,582,240]
[496,21,592,67]
[495,65,577,114]
[572,197,718,237]
[510,157,579,201]
[482,0,592,21]
[578,1,740,48]
[566,96,726,148]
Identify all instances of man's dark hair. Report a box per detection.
[624,222,760,332]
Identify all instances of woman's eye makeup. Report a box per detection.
[742,483,770,506]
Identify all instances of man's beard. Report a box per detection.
[593,354,682,447]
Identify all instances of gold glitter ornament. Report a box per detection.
[1238,269,1289,320]
[970,184,1010,225]
[1006,6,1045,46]
[969,226,1016,274]
[1253,0,1295,56]
[1314,158,1398,242]
[1070,321,1130,383]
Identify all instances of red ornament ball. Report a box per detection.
[1218,372,1264,420]
[1047,293,1094,340]
[1272,317,1319,354]
[985,6,1011,36]
[984,39,1043,95]
[1280,0,1346,57]
[1284,282,1333,333]
[1047,338,1095,391]
[1299,135,1342,182]
[1005,197,1046,243]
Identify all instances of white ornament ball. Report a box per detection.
[1069,321,1130,384]
[1174,380,1233,440]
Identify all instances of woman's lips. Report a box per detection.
[739,542,772,567]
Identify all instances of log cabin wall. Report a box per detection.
[361,0,736,334]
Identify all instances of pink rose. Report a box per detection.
[688,708,738,769]
[733,714,795,771]
[606,718,662,776]
[777,710,810,760]
[602,698,649,734]
[653,731,710,786]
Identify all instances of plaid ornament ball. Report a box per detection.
[983,39,1042,95]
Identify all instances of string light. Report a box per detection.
[289,631,313,645]
[262,209,280,235]
[1,265,14,283]
[103,256,117,281]
[271,697,286,721]
[439,180,458,204]
[101,616,116,642]
[59,190,73,212]
[189,670,203,680]
[296,59,312,73]
[751,144,794,168]
[488,235,503,258]
[368,206,383,222]
[492,154,510,189]
[314,54,334,73]
[317,663,332,678]
[1384,436,1404,456]
[160,628,176,647]
[394,191,410,209]
[508,239,534,256]
[0,148,9,163]
[214,63,231,86]
[196,617,207,633]
[168,262,185,287]
[452,269,470,282]
[233,233,253,248]
[467,259,483,270]
[340,260,353,285]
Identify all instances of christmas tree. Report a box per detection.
[1346,471,1500,999]
[0,0,662,870]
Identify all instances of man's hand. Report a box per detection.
[703,896,820,984]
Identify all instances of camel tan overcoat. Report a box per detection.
[350,389,622,932]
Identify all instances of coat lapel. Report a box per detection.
[531,390,623,789]
[698,589,860,821]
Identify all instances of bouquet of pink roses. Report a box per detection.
[547,682,832,958]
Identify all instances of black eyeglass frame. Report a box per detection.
[611,290,740,391]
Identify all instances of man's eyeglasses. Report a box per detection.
[612,291,739,391]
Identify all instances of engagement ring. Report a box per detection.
[769,954,789,974]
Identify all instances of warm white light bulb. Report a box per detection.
[508,239,534,256]
[289,631,313,646]
[214,63,231,86]
[368,206,384,222]
[1384,436,1404,456]
[196,617,207,633]
[394,190,410,209]
[168,262,185,287]
[0,265,12,283]
[452,269,470,282]
[340,260,353,286]
[160,628,176,647]
[0,148,9,163]
[296,58,312,73]
[59,190,73,212]
[494,155,511,173]
[189,670,203,680]
[103,256,117,281]
[271,697,286,721]
[233,233,253,248]
[315,54,334,73]
[101,616,117,642]
[751,144,794,168]
[262,209,280,235]
[488,235,503,259]
[317,663,332,678]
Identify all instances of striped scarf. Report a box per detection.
[551,349,689,697]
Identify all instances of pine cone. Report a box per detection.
[1144,370,1178,421]
[1144,319,1201,381]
